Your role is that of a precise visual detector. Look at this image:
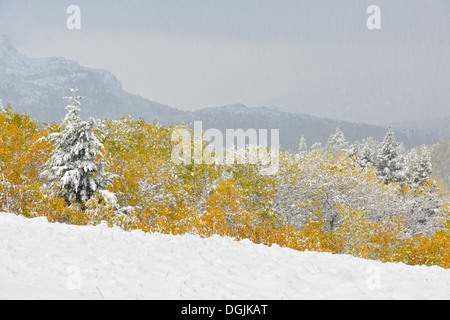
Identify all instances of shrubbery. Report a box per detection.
[0,101,449,269]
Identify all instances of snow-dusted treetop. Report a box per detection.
[376,128,406,185]
[298,135,308,155]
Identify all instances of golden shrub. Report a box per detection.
[2,106,450,269]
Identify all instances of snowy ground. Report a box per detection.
[0,212,449,300]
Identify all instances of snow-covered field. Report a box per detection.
[0,212,449,300]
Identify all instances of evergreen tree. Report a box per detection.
[298,135,308,155]
[326,127,349,155]
[348,141,360,160]
[41,88,114,206]
[311,142,323,152]
[416,146,433,182]
[358,141,374,169]
[407,145,433,187]
[376,128,405,184]
[355,137,381,170]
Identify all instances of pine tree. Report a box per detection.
[416,146,433,182]
[407,145,433,187]
[355,137,380,169]
[376,128,405,184]
[348,141,360,159]
[358,141,373,169]
[311,142,323,152]
[326,127,349,155]
[298,135,308,155]
[41,88,115,206]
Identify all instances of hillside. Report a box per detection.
[0,35,183,124]
[0,34,441,150]
[185,104,436,151]
[1,212,449,300]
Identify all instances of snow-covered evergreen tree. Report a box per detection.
[348,141,360,159]
[311,142,323,152]
[376,128,406,185]
[406,145,433,188]
[41,88,115,206]
[415,146,433,183]
[358,141,374,169]
[298,135,308,155]
[326,127,349,155]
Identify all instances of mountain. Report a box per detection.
[0,35,185,124]
[392,116,450,143]
[184,104,436,151]
[0,35,441,151]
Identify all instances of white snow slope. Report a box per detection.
[0,212,449,300]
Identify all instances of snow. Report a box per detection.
[0,212,449,300]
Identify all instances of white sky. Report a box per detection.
[1,0,450,124]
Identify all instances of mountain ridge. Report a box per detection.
[0,34,183,124]
[0,35,443,151]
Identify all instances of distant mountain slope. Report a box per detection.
[392,116,450,143]
[184,104,437,151]
[0,35,441,151]
[0,35,184,124]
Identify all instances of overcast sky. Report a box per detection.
[1,0,450,124]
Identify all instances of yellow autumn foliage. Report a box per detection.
[1,105,449,269]
[0,105,54,216]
